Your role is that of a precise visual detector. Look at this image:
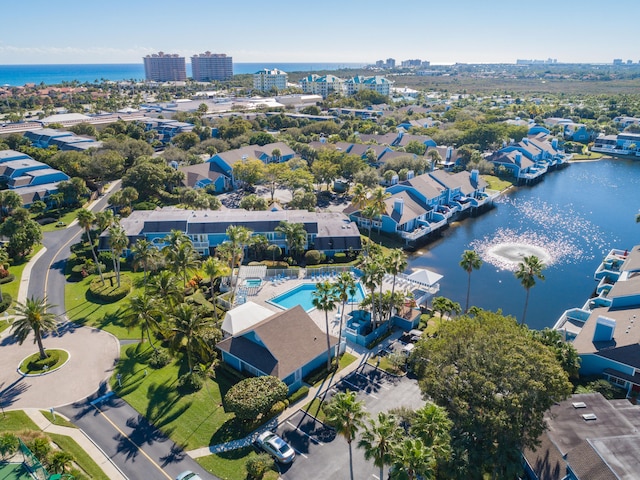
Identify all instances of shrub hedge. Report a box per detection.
[288,386,309,404]
[0,293,12,313]
[0,274,15,285]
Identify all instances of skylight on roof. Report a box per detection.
[581,413,597,421]
[572,402,587,408]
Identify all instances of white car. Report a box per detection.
[256,431,296,464]
[175,471,202,480]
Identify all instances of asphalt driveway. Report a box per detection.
[276,363,423,480]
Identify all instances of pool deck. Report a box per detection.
[237,270,407,341]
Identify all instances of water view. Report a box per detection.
[408,158,640,330]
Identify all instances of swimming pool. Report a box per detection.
[268,282,366,312]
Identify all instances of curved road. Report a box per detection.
[2,181,218,480]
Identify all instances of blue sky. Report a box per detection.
[2,0,639,64]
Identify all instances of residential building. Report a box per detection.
[554,244,640,398]
[592,132,640,157]
[0,149,69,206]
[24,128,102,152]
[523,393,640,480]
[299,74,344,98]
[344,76,393,96]
[487,134,569,184]
[345,170,493,247]
[206,142,295,191]
[253,69,288,93]
[191,52,233,81]
[98,207,361,258]
[143,52,187,82]
[142,118,194,144]
[217,305,338,392]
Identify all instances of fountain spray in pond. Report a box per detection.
[469,197,609,271]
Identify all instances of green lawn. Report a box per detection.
[64,271,145,339]
[48,433,109,480]
[196,448,279,480]
[112,343,237,451]
[303,396,327,423]
[2,244,43,313]
[481,175,513,191]
[572,152,605,161]
[0,411,39,432]
[37,208,81,233]
[40,410,76,429]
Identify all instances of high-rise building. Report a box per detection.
[143,52,186,82]
[191,52,233,81]
[253,68,288,92]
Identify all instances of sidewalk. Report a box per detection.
[23,408,127,480]
[187,329,404,459]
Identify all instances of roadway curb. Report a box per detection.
[17,246,47,304]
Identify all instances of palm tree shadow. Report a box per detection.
[0,379,29,408]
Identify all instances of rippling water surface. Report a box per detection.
[408,159,640,330]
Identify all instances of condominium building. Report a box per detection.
[299,74,344,98]
[344,75,393,96]
[143,52,186,82]
[253,68,288,92]
[191,52,233,81]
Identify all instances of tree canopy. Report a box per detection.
[409,310,572,478]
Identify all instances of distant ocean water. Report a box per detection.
[0,62,366,86]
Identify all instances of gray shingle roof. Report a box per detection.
[217,305,338,379]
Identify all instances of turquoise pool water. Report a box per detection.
[244,278,262,287]
[269,282,365,312]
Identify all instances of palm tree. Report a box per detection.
[361,204,378,251]
[323,391,368,480]
[11,296,58,360]
[410,403,452,466]
[49,192,65,218]
[358,412,403,480]
[95,209,115,232]
[514,255,545,325]
[386,249,408,298]
[389,438,435,480]
[427,149,442,171]
[76,208,104,284]
[165,241,201,286]
[351,183,368,210]
[131,239,160,286]
[167,303,212,373]
[312,281,338,371]
[201,256,230,323]
[275,221,307,260]
[360,256,384,327]
[226,225,252,303]
[335,272,357,342]
[459,250,482,313]
[370,186,390,234]
[108,224,129,288]
[124,292,162,353]
[147,270,183,308]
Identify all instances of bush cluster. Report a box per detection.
[0,292,12,313]
[177,371,204,392]
[89,273,131,302]
[27,351,60,370]
[304,250,325,265]
[224,376,288,421]
[148,349,171,369]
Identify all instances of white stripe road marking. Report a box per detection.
[286,421,324,446]
[294,449,308,459]
[342,379,379,399]
[355,371,391,390]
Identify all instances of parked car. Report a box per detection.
[255,431,296,464]
[175,471,202,480]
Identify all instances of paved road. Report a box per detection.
[278,364,423,480]
[59,393,218,480]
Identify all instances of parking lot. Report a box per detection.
[275,363,423,480]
